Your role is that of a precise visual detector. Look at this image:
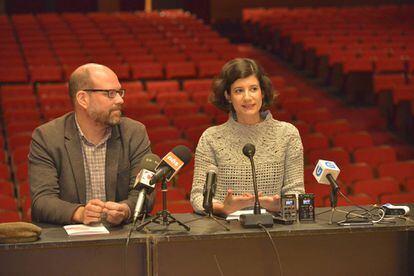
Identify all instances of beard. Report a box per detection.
[88,104,123,126]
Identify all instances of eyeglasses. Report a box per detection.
[83,89,126,98]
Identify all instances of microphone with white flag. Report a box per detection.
[132,153,161,224]
[313,159,341,208]
[312,159,341,191]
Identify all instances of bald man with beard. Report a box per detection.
[29,63,152,225]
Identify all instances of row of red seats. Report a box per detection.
[0,60,228,83]
[242,5,414,141]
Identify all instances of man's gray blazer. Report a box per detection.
[29,112,151,224]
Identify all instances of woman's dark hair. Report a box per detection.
[209,58,276,112]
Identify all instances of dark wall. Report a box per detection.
[5,0,98,14]
[210,0,414,21]
[3,0,413,20]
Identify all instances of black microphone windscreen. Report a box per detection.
[139,153,161,172]
[171,145,192,166]
[242,143,256,157]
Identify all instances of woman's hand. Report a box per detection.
[258,193,281,212]
[213,189,255,216]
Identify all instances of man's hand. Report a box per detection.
[72,199,105,224]
[213,189,255,216]
[103,201,130,226]
[258,193,281,212]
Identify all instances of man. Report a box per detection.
[29,63,151,225]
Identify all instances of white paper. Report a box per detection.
[64,223,109,236]
[226,209,267,221]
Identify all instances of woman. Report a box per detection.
[190,58,304,216]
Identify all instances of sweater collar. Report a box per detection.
[229,110,272,127]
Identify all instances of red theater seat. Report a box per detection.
[30,65,63,82]
[336,194,376,206]
[175,170,194,193]
[269,76,286,89]
[340,163,374,185]
[163,103,199,117]
[147,127,181,145]
[293,121,310,136]
[165,62,197,79]
[0,181,14,196]
[296,108,331,125]
[0,211,20,223]
[0,195,18,210]
[314,120,352,138]
[139,115,170,129]
[155,92,189,104]
[172,114,212,130]
[183,79,212,93]
[271,109,292,122]
[152,140,193,157]
[283,98,317,115]
[380,192,414,204]
[0,164,10,180]
[15,163,28,182]
[197,60,224,78]
[190,91,210,105]
[37,83,68,97]
[107,64,130,80]
[121,81,144,94]
[184,125,210,148]
[354,146,397,167]
[147,80,180,97]
[151,200,193,214]
[307,147,350,167]
[0,84,33,99]
[122,93,150,109]
[332,131,374,152]
[6,121,40,135]
[8,134,32,151]
[353,178,400,199]
[131,63,164,80]
[4,110,41,122]
[0,67,28,82]
[18,181,30,198]
[377,161,414,183]
[124,103,162,119]
[155,187,186,202]
[11,147,30,166]
[302,133,329,153]
[277,87,300,107]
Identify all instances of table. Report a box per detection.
[1,207,414,276]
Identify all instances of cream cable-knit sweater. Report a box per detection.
[190,111,305,213]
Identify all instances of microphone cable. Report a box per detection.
[213,254,225,276]
[124,213,147,276]
[336,191,390,224]
[258,223,283,276]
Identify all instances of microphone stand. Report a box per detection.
[240,155,274,228]
[186,201,230,231]
[327,174,340,225]
[250,156,261,215]
[135,177,190,232]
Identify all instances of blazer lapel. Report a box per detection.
[64,113,87,204]
[105,126,120,202]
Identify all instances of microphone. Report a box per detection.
[150,145,192,184]
[239,143,273,228]
[242,143,261,214]
[132,153,161,224]
[313,160,341,208]
[202,165,218,214]
[312,160,340,191]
